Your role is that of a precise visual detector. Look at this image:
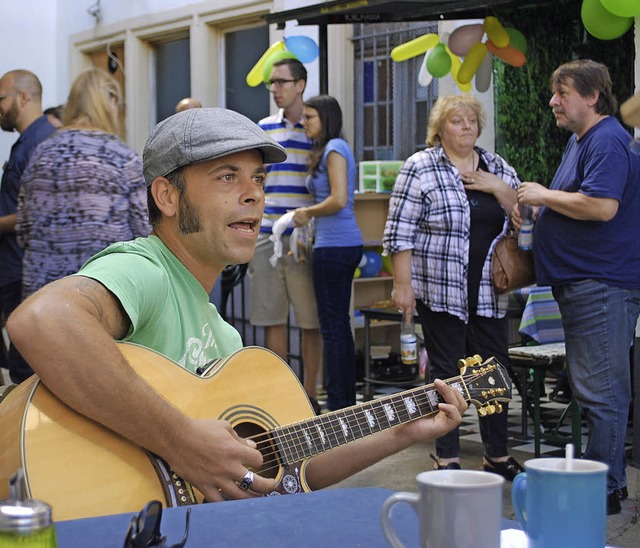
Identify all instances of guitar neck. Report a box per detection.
[271,376,468,465]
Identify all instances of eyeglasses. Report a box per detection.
[264,78,299,89]
[301,114,318,121]
[124,500,190,548]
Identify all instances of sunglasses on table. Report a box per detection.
[123,500,191,548]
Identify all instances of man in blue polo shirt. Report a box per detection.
[248,58,323,412]
[516,59,640,515]
[0,69,57,383]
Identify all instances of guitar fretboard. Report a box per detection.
[272,379,466,465]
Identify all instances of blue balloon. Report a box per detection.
[284,36,319,63]
[360,251,383,278]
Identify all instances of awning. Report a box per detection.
[264,0,550,28]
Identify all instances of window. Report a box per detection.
[154,37,191,123]
[353,22,439,162]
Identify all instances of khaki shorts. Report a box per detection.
[248,233,319,329]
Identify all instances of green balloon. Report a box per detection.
[426,44,452,78]
[506,27,528,54]
[262,50,298,84]
[601,0,640,18]
[581,0,633,40]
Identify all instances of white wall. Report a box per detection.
[0,1,58,163]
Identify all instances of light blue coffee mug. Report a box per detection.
[512,458,608,548]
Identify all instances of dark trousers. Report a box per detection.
[312,245,363,410]
[0,280,33,383]
[416,301,512,459]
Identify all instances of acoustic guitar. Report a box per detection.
[0,343,511,521]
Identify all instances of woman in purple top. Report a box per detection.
[293,95,363,410]
[17,68,150,299]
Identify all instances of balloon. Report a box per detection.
[246,41,285,87]
[426,43,452,78]
[445,46,472,92]
[262,49,298,84]
[358,255,368,268]
[601,0,640,17]
[417,51,433,87]
[458,42,487,85]
[505,27,528,54]
[391,33,439,62]
[581,0,633,40]
[475,52,493,92]
[284,35,319,63]
[447,24,485,56]
[486,41,526,67]
[360,251,383,278]
[484,16,510,48]
[354,267,361,279]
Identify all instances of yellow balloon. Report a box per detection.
[246,40,285,87]
[446,46,472,93]
[458,42,487,85]
[391,33,439,62]
[484,16,509,48]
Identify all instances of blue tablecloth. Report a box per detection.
[54,487,519,547]
[511,286,564,344]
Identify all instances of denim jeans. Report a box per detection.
[416,302,513,459]
[312,245,362,410]
[0,281,34,383]
[553,280,640,492]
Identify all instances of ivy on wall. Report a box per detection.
[494,0,634,183]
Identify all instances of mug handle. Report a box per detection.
[380,492,419,548]
[511,472,528,532]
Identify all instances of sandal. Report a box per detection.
[483,455,524,481]
[430,453,461,470]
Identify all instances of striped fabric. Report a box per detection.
[518,286,565,344]
[258,110,313,235]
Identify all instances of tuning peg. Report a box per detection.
[458,355,483,369]
[486,404,496,415]
[478,406,487,417]
[495,403,503,414]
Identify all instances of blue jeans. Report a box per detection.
[553,280,640,492]
[0,280,33,383]
[312,246,362,410]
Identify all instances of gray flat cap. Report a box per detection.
[143,107,287,186]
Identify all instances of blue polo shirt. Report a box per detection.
[0,115,56,287]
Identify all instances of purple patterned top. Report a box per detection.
[16,128,151,298]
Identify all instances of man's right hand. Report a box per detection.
[169,418,278,502]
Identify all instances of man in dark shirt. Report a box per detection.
[0,69,57,383]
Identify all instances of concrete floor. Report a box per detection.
[331,438,640,547]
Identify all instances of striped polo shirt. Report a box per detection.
[258,110,313,235]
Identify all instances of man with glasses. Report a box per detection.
[0,69,56,383]
[249,58,323,413]
[6,107,466,505]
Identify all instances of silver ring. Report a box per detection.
[238,470,254,491]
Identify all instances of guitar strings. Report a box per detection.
[239,372,502,478]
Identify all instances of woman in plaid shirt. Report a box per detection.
[383,94,524,481]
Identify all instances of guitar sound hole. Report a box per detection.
[233,422,279,480]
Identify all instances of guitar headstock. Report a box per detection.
[458,355,512,415]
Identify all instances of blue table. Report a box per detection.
[54,487,518,547]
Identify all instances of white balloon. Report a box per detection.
[418,51,433,86]
[475,52,493,93]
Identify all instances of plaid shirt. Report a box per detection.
[383,145,520,322]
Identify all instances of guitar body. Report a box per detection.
[0,343,314,521]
